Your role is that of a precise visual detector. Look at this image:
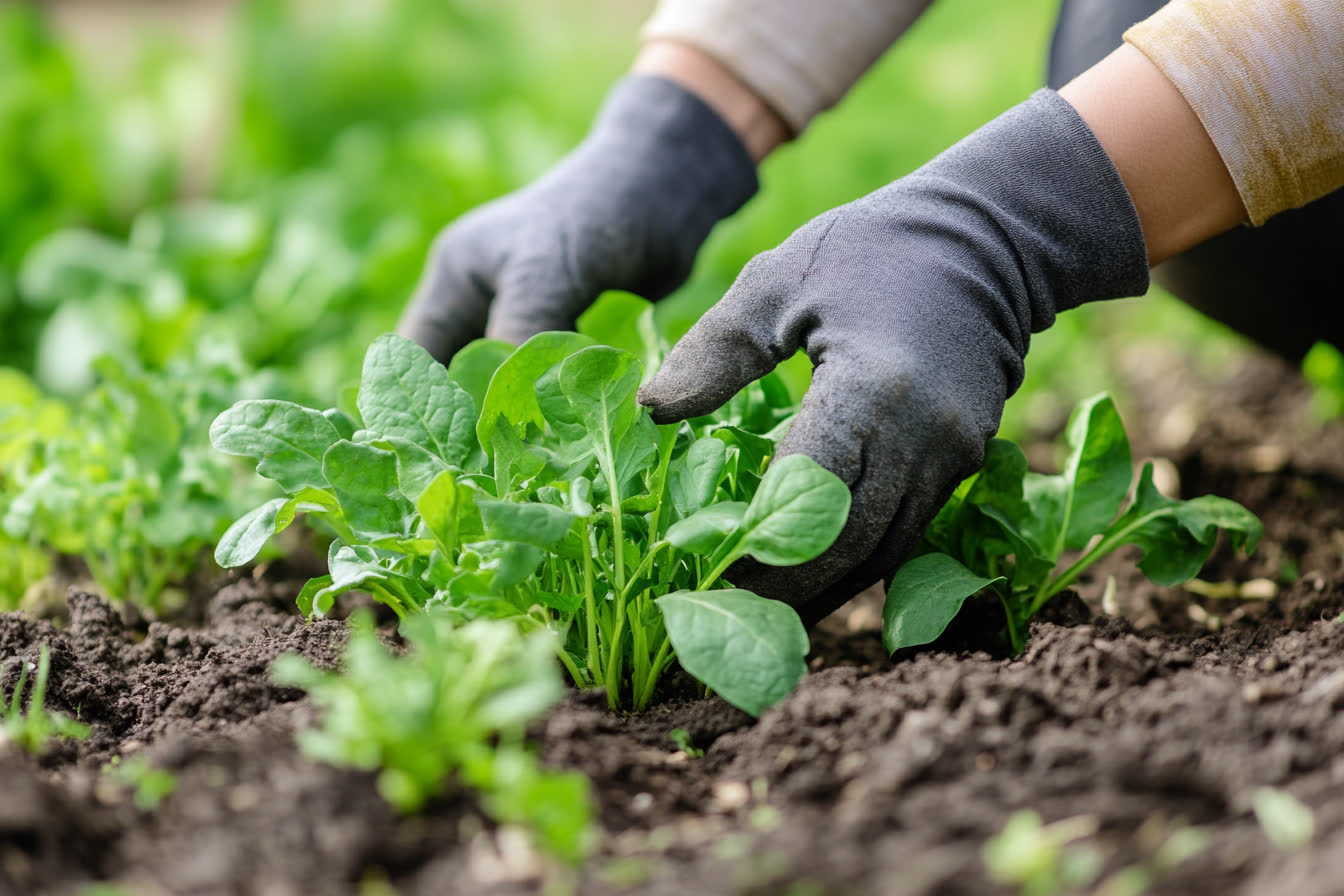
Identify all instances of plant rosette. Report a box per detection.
[213,330,849,716]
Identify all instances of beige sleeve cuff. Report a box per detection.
[641,0,933,134]
[1125,0,1344,226]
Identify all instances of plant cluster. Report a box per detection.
[215,329,848,715]
[272,611,592,862]
[885,394,1262,654]
[2,644,89,755]
[1,357,274,610]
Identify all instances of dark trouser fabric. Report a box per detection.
[1049,0,1343,360]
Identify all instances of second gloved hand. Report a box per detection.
[638,90,1151,625]
[398,75,757,362]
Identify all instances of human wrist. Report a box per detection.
[633,40,790,163]
[1059,43,1247,266]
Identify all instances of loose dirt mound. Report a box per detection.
[2,353,1342,896]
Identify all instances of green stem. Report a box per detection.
[581,521,601,683]
[1030,509,1170,617]
[634,634,673,711]
[556,645,587,688]
[998,590,1025,655]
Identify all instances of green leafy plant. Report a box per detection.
[1302,341,1344,420]
[1,357,269,610]
[885,394,1262,654]
[272,611,592,862]
[2,644,90,755]
[214,330,848,715]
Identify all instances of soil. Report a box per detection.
[3,349,1343,896]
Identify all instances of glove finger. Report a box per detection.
[726,362,908,612]
[637,249,806,423]
[397,225,499,364]
[794,474,956,628]
[483,254,594,346]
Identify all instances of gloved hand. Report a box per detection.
[398,75,758,362]
[638,90,1150,626]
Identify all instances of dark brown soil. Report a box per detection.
[3,350,1343,896]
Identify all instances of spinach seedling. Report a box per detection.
[273,612,592,862]
[885,394,1262,654]
[215,332,849,716]
[2,645,90,755]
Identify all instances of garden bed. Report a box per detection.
[3,350,1342,896]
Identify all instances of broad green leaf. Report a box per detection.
[609,414,659,495]
[447,338,514,409]
[385,436,449,501]
[417,470,460,556]
[883,553,1006,652]
[1025,394,1133,556]
[477,331,594,451]
[477,499,575,547]
[534,363,587,443]
[322,440,415,540]
[670,437,727,516]
[665,502,747,554]
[657,588,809,716]
[215,497,289,567]
[322,408,359,440]
[358,334,478,468]
[736,454,851,566]
[211,400,342,493]
[296,575,334,616]
[558,346,642,451]
[476,540,546,589]
[1107,463,1262,585]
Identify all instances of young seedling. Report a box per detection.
[2,644,90,755]
[885,394,1262,654]
[215,331,849,715]
[272,611,593,862]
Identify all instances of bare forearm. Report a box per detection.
[1058,44,1245,267]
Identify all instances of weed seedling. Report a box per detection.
[2,645,90,755]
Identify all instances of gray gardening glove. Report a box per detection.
[398,75,758,362]
[638,89,1150,626]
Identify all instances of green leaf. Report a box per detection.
[322,440,415,541]
[665,502,747,554]
[477,499,575,547]
[670,437,727,516]
[211,399,342,493]
[417,470,460,556]
[383,436,450,501]
[558,346,642,451]
[883,553,1006,652]
[1025,394,1133,556]
[476,331,593,452]
[447,338,514,410]
[736,454,851,566]
[214,497,290,568]
[357,334,478,468]
[1253,787,1315,850]
[534,362,587,443]
[657,588,809,717]
[1106,463,1263,586]
[296,575,334,616]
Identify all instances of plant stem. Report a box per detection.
[634,634,673,711]
[581,521,601,683]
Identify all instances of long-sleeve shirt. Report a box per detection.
[642,0,1344,226]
